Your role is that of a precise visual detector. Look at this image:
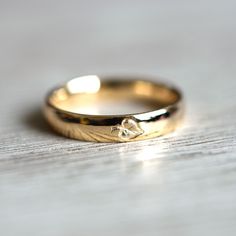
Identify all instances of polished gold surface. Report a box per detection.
[44,75,184,142]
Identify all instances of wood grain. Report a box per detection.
[0,0,236,235]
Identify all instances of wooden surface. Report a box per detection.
[1,1,236,235]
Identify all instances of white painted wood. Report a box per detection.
[0,1,236,235]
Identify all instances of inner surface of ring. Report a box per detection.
[49,76,180,115]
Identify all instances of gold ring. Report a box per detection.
[44,75,184,142]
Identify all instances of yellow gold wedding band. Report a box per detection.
[44,75,184,142]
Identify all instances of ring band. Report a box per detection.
[44,75,184,142]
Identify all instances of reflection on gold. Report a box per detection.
[72,106,100,115]
[51,88,68,103]
[66,75,101,94]
[134,81,153,97]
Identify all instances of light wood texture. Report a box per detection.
[0,1,236,235]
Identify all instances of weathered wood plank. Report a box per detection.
[0,1,236,235]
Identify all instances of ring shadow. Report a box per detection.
[23,107,61,138]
